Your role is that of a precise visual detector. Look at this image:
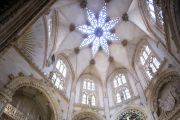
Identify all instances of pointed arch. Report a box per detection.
[0,76,63,120]
[72,109,105,120]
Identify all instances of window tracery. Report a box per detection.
[113,74,126,88]
[52,72,64,90]
[116,87,131,103]
[81,79,96,106]
[146,0,164,26]
[83,79,95,90]
[82,92,96,106]
[56,59,67,77]
[140,45,160,79]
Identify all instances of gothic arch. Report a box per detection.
[148,68,180,114]
[76,74,104,107]
[72,109,105,120]
[0,76,63,120]
[106,69,135,105]
[110,104,147,120]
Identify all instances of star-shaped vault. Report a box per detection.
[76,3,121,57]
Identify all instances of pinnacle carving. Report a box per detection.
[90,59,95,65]
[8,74,15,80]
[122,13,129,22]
[69,24,75,32]
[80,0,87,9]
[122,39,128,46]
[18,72,24,77]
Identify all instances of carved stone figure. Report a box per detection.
[158,93,175,112]
[170,85,180,102]
[88,96,91,105]
[120,91,124,101]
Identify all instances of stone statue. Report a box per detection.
[120,91,124,101]
[88,96,91,105]
[170,85,180,102]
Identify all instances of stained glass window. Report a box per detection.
[56,59,67,77]
[92,96,96,106]
[113,74,127,88]
[52,72,64,90]
[147,0,156,19]
[140,45,160,79]
[82,94,86,104]
[83,79,95,90]
[116,87,131,103]
[116,93,121,103]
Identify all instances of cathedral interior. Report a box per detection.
[0,0,180,120]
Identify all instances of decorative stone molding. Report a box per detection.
[122,13,129,22]
[72,109,105,120]
[108,56,114,63]
[18,72,24,77]
[13,44,51,84]
[45,59,51,67]
[90,59,95,65]
[0,76,63,120]
[0,92,12,104]
[121,39,128,46]
[109,95,140,110]
[74,47,80,54]
[110,104,147,120]
[80,0,87,9]
[148,70,180,113]
[8,74,15,81]
[69,24,75,32]
[0,0,56,54]
[4,103,27,120]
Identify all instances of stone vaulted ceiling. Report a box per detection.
[13,0,151,84]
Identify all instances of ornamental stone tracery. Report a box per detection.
[76,3,121,57]
[0,76,63,120]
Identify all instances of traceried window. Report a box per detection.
[140,45,160,79]
[56,59,67,77]
[113,74,126,88]
[116,87,131,103]
[82,92,95,106]
[147,0,156,19]
[52,72,64,90]
[48,18,52,37]
[83,79,95,90]
[146,0,164,26]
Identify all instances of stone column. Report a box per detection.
[0,92,12,117]
[67,90,75,120]
[104,96,110,120]
[135,82,154,120]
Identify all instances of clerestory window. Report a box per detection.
[113,74,126,88]
[140,45,160,79]
[56,59,67,77]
